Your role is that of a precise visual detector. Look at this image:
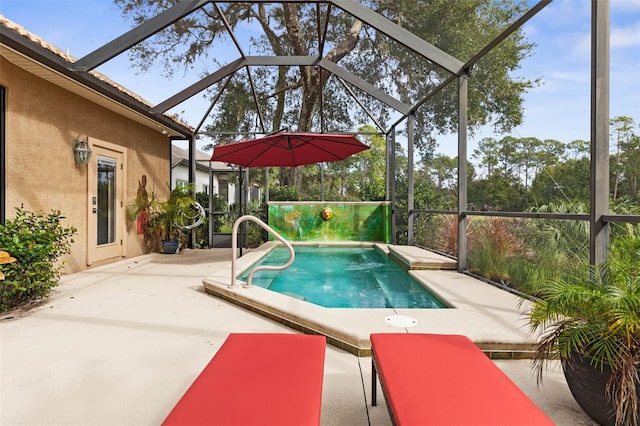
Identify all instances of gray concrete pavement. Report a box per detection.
[1,249,596,425]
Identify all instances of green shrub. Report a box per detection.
[209,193,229,233]
[192,192,212,248]
[269,185,300,201]
[0,208,77,312]
[247,207,267,247]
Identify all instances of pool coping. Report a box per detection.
[202,242,539,357]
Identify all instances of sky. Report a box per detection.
[1,0,639,159]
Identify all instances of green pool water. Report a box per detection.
[238,246,447,309]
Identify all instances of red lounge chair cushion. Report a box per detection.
[162,333,326,426]
[371,333,554,426]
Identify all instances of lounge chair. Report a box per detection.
[162,333,326,426]
[370,333,555,425]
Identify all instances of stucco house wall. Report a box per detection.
[1,17,191,273]
[1,57,173,272]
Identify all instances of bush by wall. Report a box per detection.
[0,208,77,312]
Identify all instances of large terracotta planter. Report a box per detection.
[563,352,639,426]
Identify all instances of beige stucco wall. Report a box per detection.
[1,57,172,273]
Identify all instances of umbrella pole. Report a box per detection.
[244,168,249,250]
[320,163,325,202]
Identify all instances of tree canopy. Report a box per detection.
[115,0,537,188]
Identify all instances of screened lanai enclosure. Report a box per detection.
[8,0,636,283]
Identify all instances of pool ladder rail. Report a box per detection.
[229,215,295,289]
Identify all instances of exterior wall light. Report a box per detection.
[74,134,92,165]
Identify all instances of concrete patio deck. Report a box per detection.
[1,249,596,425]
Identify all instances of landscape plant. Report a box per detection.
[207,193,228,234]
[526,226,640,426]
[467,217,525,284]
[414,213,460,257]
[151,184,198,243]
[193,191,213,248]
[507,202,591,294]
[127,183,198,252]
[116,0,537,191]
[246,204,268,247]
[0,250,17,281]
[0,208,77,312]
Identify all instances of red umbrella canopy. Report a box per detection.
[210,132,370,167]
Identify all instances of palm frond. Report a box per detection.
[526,229,640,426]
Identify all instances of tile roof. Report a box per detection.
[171,145,233,171]
[0,14,191,131]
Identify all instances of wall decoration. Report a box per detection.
[267,202,391,242]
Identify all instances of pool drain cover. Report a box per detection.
[385,315,418,328]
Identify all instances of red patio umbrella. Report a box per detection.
[210,132,370,167]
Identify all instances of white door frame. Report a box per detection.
[86,138,127,265]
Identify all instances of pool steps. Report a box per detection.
[383,244,457,271]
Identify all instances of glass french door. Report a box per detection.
[97,156,117,246]
[88,142,125,264]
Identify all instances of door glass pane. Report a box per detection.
[97,156,117,245]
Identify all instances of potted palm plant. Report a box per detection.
[526,228,639,426]
[128,183,196,254]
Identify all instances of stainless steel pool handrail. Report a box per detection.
[230,215,295,288]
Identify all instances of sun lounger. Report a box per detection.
[370,333,555,425]
[162,333,326,426]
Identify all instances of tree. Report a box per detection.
[610,116,640,201]
[529,158,591,207]
[421,154,459,210]
[472,137,500,177]
[564,139,589,161]
[610,116,634,200]
[427,154,457,192]
[356,126,386,201]
[472,135,566,209]
[517,137,564,189]
[115,0,537,192]
[468,171,525,211]
[620,133,640,199]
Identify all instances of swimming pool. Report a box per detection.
[238,246,446,308]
